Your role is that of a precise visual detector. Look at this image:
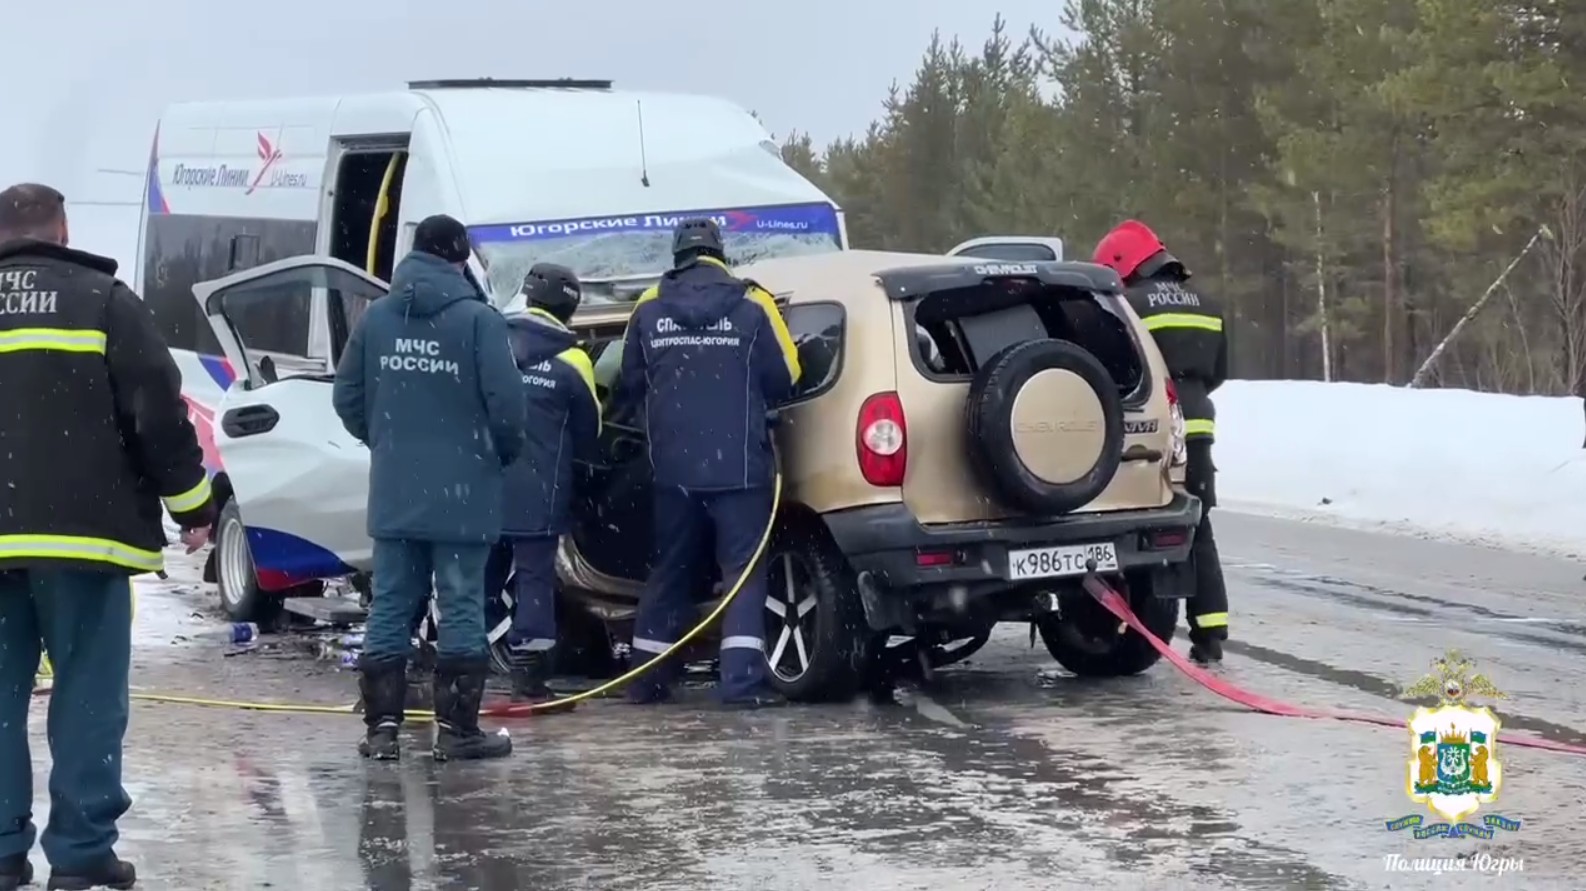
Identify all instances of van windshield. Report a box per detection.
[470,202,844,305]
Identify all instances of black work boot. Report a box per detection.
[358,656,408,760]
[508,647,552,701]
[509,647,577,713]
[1189,631,1224,665]
[47,853,135,890]
[432,657,513,762]
[0,853,31,891]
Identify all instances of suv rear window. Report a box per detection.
[908,282,1144,400]
[953,242,1059,262]
[786,302,844,402]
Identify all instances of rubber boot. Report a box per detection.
[358,657,407,760]
[46,853,135,890]
[404,661,434,712]
[432,658,512,762]
[0,853,31,891]
[509,648,576,714]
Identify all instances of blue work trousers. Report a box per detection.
[0,569,132,871]
[628,486,774,702]
[364,539,490,663]
[506,535,559,651]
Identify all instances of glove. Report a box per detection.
[180,527,210,554]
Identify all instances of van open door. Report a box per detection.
[193,256,387,609]
[947,236,1065,263]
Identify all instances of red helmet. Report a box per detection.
[1093,220,1166,281]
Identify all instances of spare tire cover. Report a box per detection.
[964,338,1125,515]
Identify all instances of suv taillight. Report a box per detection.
[857,391,907,487]
[1165,378,1187,466]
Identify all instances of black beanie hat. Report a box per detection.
[413,214,471,263]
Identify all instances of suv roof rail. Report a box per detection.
[407,78,614,91]
[877,260,1123,301]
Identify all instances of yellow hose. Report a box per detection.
[96,471,784,722]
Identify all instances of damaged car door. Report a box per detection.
[193,256,387,591]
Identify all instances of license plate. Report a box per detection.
[1007,542,1119,580]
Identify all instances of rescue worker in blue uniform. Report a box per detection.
[615,219,802,708]
[0,182,215,890]
[334,215,527,760]
[1094,220,1230,663]
[500,263,600,705]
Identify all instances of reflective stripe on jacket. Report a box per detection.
[1125,274,1227,441]
[0,238,215,574]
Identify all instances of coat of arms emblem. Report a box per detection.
[1408,707,1500,821]
[1388,650,1520,838]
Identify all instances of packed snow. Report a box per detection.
[1217,380,1585,558]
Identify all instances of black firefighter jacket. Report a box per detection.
[0,238,215,575]
[1124,270,1228,441]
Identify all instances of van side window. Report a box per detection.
[140,215,318,354]
[785,302,844,402]
[144,262,221,355]
[229,235,260,272]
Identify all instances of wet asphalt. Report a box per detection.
[23,513,1585,890]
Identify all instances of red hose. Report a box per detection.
[1081,574,1586,756]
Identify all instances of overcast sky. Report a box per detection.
[5,1,1069,203]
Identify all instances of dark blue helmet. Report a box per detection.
[671,218,725,263]
[520,262,582,323]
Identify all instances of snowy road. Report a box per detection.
[26,512,1586,890]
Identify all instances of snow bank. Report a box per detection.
[1217,381,1585,558]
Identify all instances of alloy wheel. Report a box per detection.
[765,552,819,681]
[217,514,252,610]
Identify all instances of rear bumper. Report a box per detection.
[820,494,1201,626]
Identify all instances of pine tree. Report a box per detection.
[779,131,824,185]
[790,0,1583,401]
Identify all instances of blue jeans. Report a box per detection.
[364,539,491,663]
[0,569,132,870]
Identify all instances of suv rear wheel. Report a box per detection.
[763,514,870,701]
[1034,573,1178,677]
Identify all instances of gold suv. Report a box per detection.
[533,250,1203,701]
